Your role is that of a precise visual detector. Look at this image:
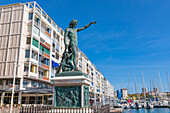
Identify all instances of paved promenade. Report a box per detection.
[0,108,19,113]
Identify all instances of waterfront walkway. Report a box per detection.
[110,108,123,113]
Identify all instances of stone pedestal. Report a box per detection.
[50,71,91,108]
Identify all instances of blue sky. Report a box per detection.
[1,0,170,93]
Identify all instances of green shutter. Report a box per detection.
[44,47,50,55]
[40,45,42,51]
[32,38,38,48]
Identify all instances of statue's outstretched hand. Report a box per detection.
[91,21,97,24]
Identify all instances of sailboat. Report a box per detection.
[142,69,153,109]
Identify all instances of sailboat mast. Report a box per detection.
[134,76,138,99]
[150,79,153,98]
[137,84,140,100]
[128,72,131,95]
[167,72,170,91]
[157,67,163,93]
[135,76,137,94]
[142,69,146,101]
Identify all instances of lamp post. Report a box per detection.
[10,63,20,113]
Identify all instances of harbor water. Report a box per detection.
[123,108,170,113]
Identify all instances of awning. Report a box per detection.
[52,61,59,68]
[22,88,53,94]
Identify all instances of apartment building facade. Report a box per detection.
[0,2,114,106]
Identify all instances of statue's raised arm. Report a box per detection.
[77,21,97,32]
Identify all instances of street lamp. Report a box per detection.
[10,63,20,113]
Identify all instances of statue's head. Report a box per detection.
[69,19,78,27]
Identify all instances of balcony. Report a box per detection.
[6,85,20,90]
[42,76,49,81]
[39,62,49,70]
[52,47,55,52]
[30,72,37,77]
[34,20,40,27]
[41,27,51,38]
[39,50,50,59]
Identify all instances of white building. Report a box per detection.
[0,1,114,106]
[121,89,128,99]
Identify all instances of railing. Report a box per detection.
[39,62,49,69]
[52,47,55,52]
[31,55,38,60]
[39,50,50,58]
[41,27,51,38]
[97,105,110,113]
[34,20,40,27]
[92,102,112,113]
[19,105,94,113]
[38,62,43,67]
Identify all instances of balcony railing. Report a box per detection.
[39,50,50,58]
[34,20,40,27]
[41,27,51,38]
[52,47,55,52]
[39,62,49,69]
[39,62,43,67]
[31,55,38,60]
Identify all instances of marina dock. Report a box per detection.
[154,105,170,108]
[110,108,123,113]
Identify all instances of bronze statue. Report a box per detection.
[57,20,97,73]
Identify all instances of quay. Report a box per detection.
[154,105,170,108]
[110,108,123,113]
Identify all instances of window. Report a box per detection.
[38,83,42,87]
[52,43,55,48]
[25,50,30,58]
[31,82,37,87]
[37,96,42,104]
[0,80,3,85]
[56,44,59,50]
[47,17,51,23]
[44,47,50,55]
[32,38,39,48]
[6,80,20,85]
[28,13,33,20]
[29,97,35,104]
[6,80,13,85]
[15,79,20,85]
[52,54,55,58]
[40,38,45,43]
[24,65,29,72]
[23,80,28,85]
[39,71,44,77]
[22,97,28,104]
[36,18,40,26]
[47,28,51,34]
[26,37,31,44]
[33,26,40,36]
[43,84,47,87]
[40,45,50,55]
[27,25,32,32]
[52,22,55,28]
[56,53,59,60]
[31,51,34,59]
[44,58,49,66]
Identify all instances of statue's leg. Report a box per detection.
[72,46,78,71]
